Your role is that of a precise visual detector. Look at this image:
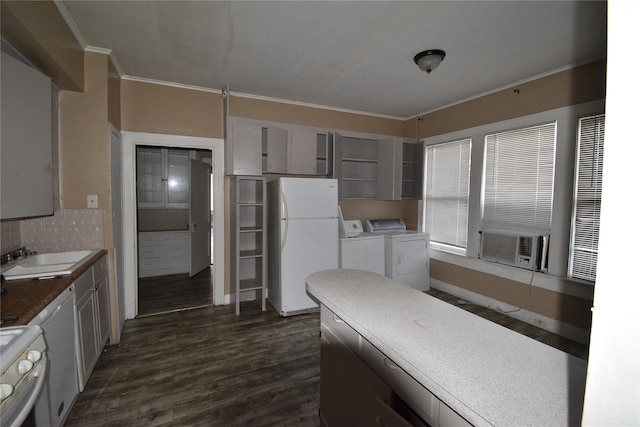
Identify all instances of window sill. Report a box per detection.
[429,248,595,300]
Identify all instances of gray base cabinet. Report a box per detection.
[320,317,400,426]
[138,231,190,277]
[74,255,111,390]
[320,304,471,427]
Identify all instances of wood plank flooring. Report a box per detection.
[426,288,589,360]
[66,303,321,426]
[66,284,589,426]
[138,267,214,317]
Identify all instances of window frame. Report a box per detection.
[424,138,472,253]
[569,113,605,283]
[481,121,557,235]
[420,100,604,286]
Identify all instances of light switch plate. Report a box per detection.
[87,194,98,208]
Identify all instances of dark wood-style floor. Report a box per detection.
[138,267,215,317]
[66,283,588,426]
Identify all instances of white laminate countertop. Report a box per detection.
[306,269,588,427]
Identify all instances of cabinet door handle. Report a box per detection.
[332,314,343,324]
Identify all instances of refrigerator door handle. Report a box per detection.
[281,187,289,253]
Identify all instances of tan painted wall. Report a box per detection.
[58,51,122,343]
[406,60,607,139]
[121,80,224,138]
[340,199,419,231]
[431,260,592,329]
[408,61,606,331]
[0,0,84,91]
[230,95,405,136]
[108,58,121,130]
[58,52,110,216]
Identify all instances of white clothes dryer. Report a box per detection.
[366,219,430,291]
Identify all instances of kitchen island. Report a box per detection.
[306,269,588,426]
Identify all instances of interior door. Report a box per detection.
[189,159,211,277]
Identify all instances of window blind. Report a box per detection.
[425,139,471,248]
[570,114,605,282]
[483,123,556,232]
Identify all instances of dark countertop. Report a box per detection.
[0,250,107,327]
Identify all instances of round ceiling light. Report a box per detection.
[414,49,446,74]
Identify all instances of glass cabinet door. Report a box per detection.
[136,147,191,208]
[167,149,190,205]
[136,147,163,205]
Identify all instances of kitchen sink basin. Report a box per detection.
[2,250,98,281]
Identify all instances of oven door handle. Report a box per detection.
[8,358,47,427]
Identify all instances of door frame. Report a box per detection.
[109,124,125,341]
[122,131,224,319]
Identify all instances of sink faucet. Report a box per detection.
[4,246,36,262]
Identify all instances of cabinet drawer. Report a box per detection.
[320,305,360,350]
[138,244,188,259]
[360,338,439,425]
[138,231,189,246]
[74,267,95,299]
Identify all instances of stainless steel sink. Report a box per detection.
[2,250,98,281]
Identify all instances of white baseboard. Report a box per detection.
[430,279,591,345]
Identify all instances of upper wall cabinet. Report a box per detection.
[334,133,422,200]
[137,147,192,208]
[334,132,380,199]
[226,117,332,176]
[379,137,423,200]
[226,121,263,176]
[1,51,54,219]
[400,139,424,200]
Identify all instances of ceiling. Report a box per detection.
[59,1,607,119]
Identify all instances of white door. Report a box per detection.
[189,159,211,277]
[396,239,428,276]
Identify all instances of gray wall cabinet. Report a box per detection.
[1,51,54,219]
[226,117,331,176]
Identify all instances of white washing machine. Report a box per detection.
[366,219,430,291]
[339,219,385,276]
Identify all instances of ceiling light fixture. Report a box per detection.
[414,49,446,74]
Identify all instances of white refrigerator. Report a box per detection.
[267,177,339,316]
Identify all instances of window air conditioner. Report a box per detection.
[480,230,548,271]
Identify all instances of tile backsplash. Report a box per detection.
[1,221,21,253]
[1,209,105,254]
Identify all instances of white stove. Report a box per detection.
[0,325,48,427]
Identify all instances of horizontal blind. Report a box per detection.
[425,139,471,247]
[483,123,556,232]
[571,114,605,282]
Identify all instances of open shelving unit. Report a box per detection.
[230,176,267,315]
[335,133,379,199]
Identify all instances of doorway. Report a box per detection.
[121,132,225,320]
[135,146,213,316]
